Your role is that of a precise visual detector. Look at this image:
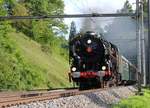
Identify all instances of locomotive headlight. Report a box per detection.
[72,67,77,72]
[102,66,106,71]
[87,39,92,44]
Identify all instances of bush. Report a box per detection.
[41,44,52,54]
[0,28,48,90]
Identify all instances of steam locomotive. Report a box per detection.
[68,31,137,89]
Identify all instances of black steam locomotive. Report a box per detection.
[68,31,137,89]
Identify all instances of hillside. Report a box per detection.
[9,32,70,88]
[0,31,70,90]
[0,0,71,90]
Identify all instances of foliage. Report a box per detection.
[23,0,64,15]
[0,25,47,90]
[11,3,33,36]
[143,0,148,17]
[0,0,6,15]
[8,32,70,88]
[1,15,48,90]
[8,0,68,57]
[32,20,54,45]
[117,0,133,13]
[0,0,69,90]
[114,89,150,108]
[52,36,69,60]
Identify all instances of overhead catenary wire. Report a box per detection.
[0,13,137,20]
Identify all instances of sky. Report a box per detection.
[63,0,136,38]
[64,0,136,14]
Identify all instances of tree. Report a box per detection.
[0,0,6,15]
[32,20,54,45]
[69,21,77,40]
[119,0,133,13]
[11,0,67,44]
[143,0,148,17]
[24,0,64,15]
[11,3,33,37]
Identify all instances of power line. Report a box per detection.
[0,13,137,20]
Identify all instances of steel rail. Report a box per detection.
[0,86,126,107]
[0,87,77,98]
[0,13,137,20]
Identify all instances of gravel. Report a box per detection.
[9,86,137,108]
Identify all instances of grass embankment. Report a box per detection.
[114,89,150,108]
[7,32,70,89]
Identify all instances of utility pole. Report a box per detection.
[148,0,150,86]
[136,0,142,92]
[141,0,146,86]
[136,0,141,76]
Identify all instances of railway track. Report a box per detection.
[0,86,133,108]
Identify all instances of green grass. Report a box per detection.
[114,89,150,108]
[7,32,71,88]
